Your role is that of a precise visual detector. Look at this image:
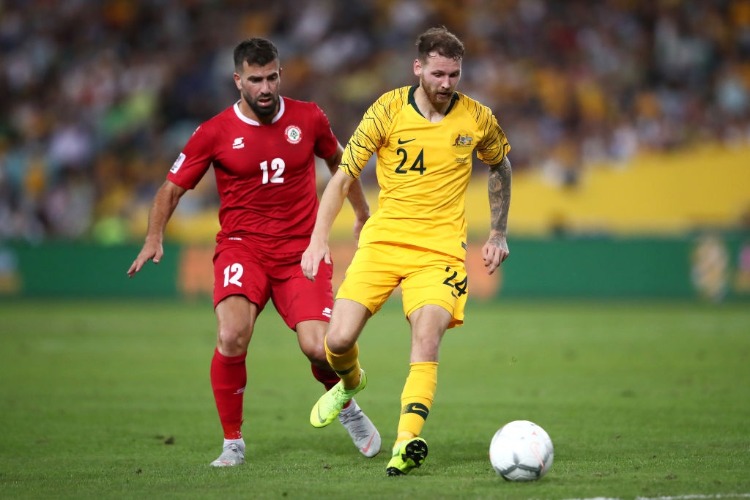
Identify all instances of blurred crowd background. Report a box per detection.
[1,0,749,243]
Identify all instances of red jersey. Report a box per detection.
[167,97,338,252]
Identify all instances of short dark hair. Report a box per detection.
[233,38,279,71]
[416,26,464,62]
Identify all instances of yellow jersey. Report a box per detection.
[340,85,510,260]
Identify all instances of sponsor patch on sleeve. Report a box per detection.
[170,153,186,174]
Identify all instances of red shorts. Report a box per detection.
[212,238,333,330]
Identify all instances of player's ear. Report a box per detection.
[413,58,422,78]
[233,72,242,90]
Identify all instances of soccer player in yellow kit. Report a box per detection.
[301,26,512,476]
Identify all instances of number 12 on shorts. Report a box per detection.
[224,263,244,287]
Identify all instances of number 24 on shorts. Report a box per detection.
[443,266,467,297]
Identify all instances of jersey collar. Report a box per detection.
[233,96,286,126]
[408,85,458,117]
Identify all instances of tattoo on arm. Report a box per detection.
[488,156,512,236]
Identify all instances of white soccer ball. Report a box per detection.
[489,420,554,481]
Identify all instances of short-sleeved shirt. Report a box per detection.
[168,96,338,253]
[340,85,510,260]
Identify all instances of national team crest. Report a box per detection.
[452,132,473,147]
[285,125,302,144]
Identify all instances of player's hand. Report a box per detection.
[482,233,509,275]
[127,240,163,277]
[301,238,331,281]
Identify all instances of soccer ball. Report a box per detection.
[489,420,554,481]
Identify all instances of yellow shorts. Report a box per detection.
[336,242,468,328]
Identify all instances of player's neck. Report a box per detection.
[237,99,277,125]
[414,86,448,123]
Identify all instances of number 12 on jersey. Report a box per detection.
[260,158,285,184]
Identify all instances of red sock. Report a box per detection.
[311,364,350,409]
[210,348,247,440]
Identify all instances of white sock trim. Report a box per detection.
[340,399,360,416]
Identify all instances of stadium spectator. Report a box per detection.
[0,0,749,240]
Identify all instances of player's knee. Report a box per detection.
[216,327,251,355]
[301,341,327,365]
[324,331,357,354]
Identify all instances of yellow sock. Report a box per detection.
[324,338,361,390]
[395,361,438,447]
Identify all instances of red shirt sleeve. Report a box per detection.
[312,104,339,161]
[167,123,215,190]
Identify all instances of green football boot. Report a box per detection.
[310,369,367,428]
[386,437,428,476]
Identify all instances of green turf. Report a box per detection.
[0,299,748,499]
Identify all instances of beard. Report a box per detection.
[243,91,279,118]
[420,77,454,108]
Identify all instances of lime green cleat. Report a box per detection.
[310,369,367,428]
[386,437,428,476]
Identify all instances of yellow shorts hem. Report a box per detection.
[406,298,464,329]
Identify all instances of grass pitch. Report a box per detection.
[0,298,748,499]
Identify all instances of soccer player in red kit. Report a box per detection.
[127,38,380,466]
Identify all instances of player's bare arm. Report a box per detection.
[483,156,512,275]
[301,169,355,280]
[127,180,186,277]
[324,144,370,240]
